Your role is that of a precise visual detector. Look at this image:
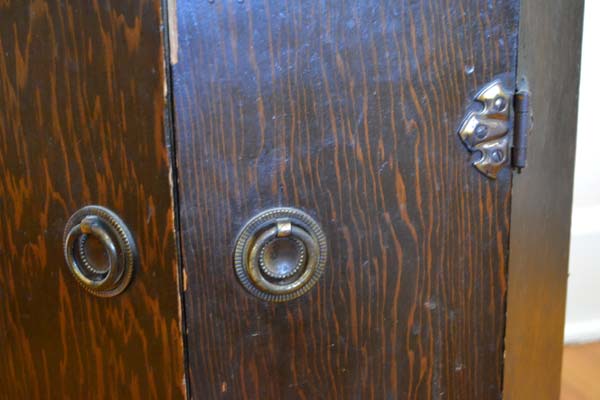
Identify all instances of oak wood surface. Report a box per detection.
[561,343,600,400]
[0,1,185,398]
[502,0,584,399]
[172,1,519,398]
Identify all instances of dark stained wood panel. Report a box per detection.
[0,1,185,398]
[172,1,519,399]
[503,0,584,398]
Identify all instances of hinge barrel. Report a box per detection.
[512,90,531,171]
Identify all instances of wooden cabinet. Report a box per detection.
[0,0,583,399]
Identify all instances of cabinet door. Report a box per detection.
[172,1,518,398]
[0,1,185,398]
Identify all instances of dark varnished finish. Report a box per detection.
[0,1,185,398]
[503,0,584,398]
[172,1,519,398]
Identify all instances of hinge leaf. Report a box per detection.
[458,80,532,178]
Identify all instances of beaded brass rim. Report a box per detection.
[63,205,136,297]
[258,237,305,279]
[233,207,328,302]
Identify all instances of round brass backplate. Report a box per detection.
[63,205,137,297]
[234,207,328,302]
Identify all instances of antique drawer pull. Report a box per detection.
[234,207,327,302]
[63,206,136,297]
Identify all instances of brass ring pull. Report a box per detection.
[63,206,136,297]
[234,207,327,302]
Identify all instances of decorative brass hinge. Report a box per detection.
[458,80,532,179]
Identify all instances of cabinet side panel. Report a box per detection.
[503,0,584,399]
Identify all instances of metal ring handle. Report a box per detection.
[65,217,120,290]
[258,235,306,280]
[234,207,327,302]
[63,206,136,297]
[245,225,320,295]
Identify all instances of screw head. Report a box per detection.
[491,150,504,163]
[475,124,489,139]
[493,96,507,112]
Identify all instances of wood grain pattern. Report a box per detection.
[502,0,584,398]
[561,343,600,400]
[172,1,519,398]
[0,1,185,398]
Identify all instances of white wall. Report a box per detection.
[564,0,600,344]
